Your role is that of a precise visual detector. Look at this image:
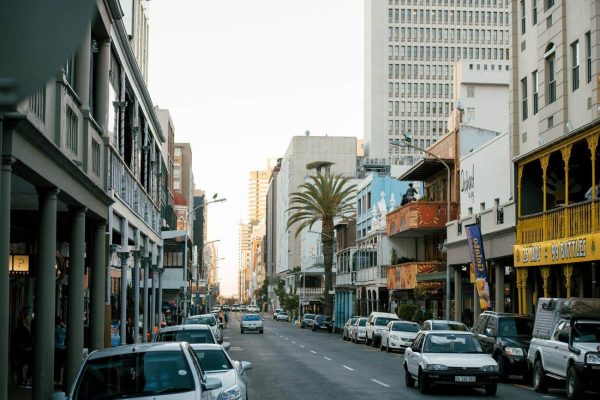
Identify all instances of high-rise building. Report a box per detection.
[364,0,509,162]
[238,223,251,300]
[248,169,271,225]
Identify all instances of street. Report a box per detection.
[225,313,593,400]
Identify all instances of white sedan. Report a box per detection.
[404,331,499,395]
[191,344,252,400]
[380,321,420,352]
[240,313,264,333]
[276,312,290,322]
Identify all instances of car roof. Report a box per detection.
[369,312,399,318]
[189,343,226,351]
[422,330,474,336]
[88,342,186,360]
[426,319,465,325]
[159,324,211,332]
[187,314,215,319]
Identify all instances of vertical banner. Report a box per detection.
[465,224,490,309]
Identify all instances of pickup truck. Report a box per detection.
[527,298,600,400]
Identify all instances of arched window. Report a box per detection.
[545,43,557,104]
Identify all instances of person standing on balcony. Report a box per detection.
[585,181,600,201]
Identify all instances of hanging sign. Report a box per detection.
[465,224,491,310]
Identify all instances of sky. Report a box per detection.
[147,0,364,296]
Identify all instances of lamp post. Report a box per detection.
[389,136,452,320]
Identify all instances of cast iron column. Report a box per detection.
[132,250,141,343]
[33,188,58,400]
[65,207,86,389]
[90,221,106,351]
[0,155,13,400]
[454,267,462,322]
[158,268,164,324]
[495,265,505,313]
[118,251,130,345]
[142,256,149,342]
[150,265,157,340]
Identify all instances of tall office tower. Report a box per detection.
[364,0,509,162]
[238,223,251,300]
[248,169,271,226]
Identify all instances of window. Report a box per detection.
[521,77,528,120]
[92,140,101,176]
[532,70,539,114]
[532,0,538,24]
[545,0,554,10]
[572,40,580,91]
[545,44,556,104]
[66,106,78,154]
[467,86,475,97]
[520,0,526,34]
[586,31,592,83]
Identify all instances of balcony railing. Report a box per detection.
[299,287,324,299]
[387,201,459,236]
[518,200,599,244]
[109,147,160,233]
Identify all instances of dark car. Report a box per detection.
[472,311,534,381]
[300,313,316,329]
[311,315,333,332]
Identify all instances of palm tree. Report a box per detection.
[286,172,356,317]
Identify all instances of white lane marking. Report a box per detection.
[323,356,332,360]
[310,350,317,354]
[224,337,231,339]
[299,345,305,348]
[342,365,354,371]
[292,341,296,344]
[371,379,390,388]
[229,347,244,351]
[285,337,289,340]
[541,397,556,399]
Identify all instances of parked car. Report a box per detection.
[342,317,359,340]
[380,320,420,352]
[422,319,469,332]
[51,342,222,400]
[404,331,499,395]
[365,312,400,347]
[273,308,284,319]
[232,304,240,312]
[240,305,248,312]
[222,305,231,312]
[240,313,264,334]
[247,304,260,313]
[185,314,224,344]
[191,343,252,400]
[351,317,368,343]
[312,315,333,332]
[301,313,316,329]
[155,324,230,350]
[276,312,290,322]
[528,297,600,400]
[472,310,534,381]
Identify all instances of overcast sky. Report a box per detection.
[147,0,364,296]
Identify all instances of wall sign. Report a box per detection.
[514,233,597,267]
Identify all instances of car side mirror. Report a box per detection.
[558,332,569,343]
[485,328,495,336]
[202,377,222,391]
[50,392,68,400]
[222,342,231,351]
[411,346,420,353]
[241,361,253,371]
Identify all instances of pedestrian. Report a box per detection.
[404,183,418,202]
[54,316,66,385]
[218,309,224,324]
[13,306,33,388]
[126,317,134,344]
[224,311,229,328]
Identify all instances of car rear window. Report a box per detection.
[432,322,467,331]
[375,317,396,326]
[358,319,367,327]
[498,318,533,337]
[185,316,216,326]
[157,329,216,344]
[242,314,261,321]
[73,350,194,399]
[349,318,358,325]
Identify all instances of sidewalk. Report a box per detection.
[8,384,31,400]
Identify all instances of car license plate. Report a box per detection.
[455,376,476,383]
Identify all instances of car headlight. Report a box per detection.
[221,384,242,400]
[401,337,413,342]
[504,347,524,356]
[586,353,600,365]
[389,335,399,340]
[481,364,499,372]
[425,364,448,371]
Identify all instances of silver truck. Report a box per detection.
[527,298,600,400]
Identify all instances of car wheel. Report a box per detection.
[566,364,585,400]
[485,383,497,396]
[404,364,415,388]
[533,359,548,393]
[418,370,429,394]
[386,342,392,353]
[241,329,244,334]
[260,329,264,334]
[380,339,385,351]
[496,355,508,382]
[365,335,371,346]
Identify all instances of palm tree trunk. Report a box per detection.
[322,221,335,317]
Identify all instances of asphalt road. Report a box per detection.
[223,313,593,400]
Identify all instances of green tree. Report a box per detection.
[287,171,356,317]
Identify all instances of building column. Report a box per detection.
[150,265,157,340]
[0,156,13,400]
[142,256,149,342]
[94,38,111,131]
[521,269,529,314]
[541,267,550,298]
[74,22,91,109]
[564,264,574,298]
[454,267,462,322]
[33,188,59,400]
[132,250,142,343]
[473,283,481,320]
[158,268,164,325]
[495,265,504,313]
[118,251,130,345]
[65,207,86,389]
[90,221,106,351]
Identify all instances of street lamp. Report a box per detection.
[389,135,452,320]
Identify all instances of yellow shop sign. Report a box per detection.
[514,233,600,267]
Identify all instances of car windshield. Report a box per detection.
[315,315,324,321]
[392,322,420,332]
[185,316,216,326]
[375,317,396,326]
[304,314,315,320]
[242,314,261,321]
[73,350,194,400]
[193,349,233,372]
[572,322,600,343]
[423,334,483,354]
[156,329,215,344]
[432,322,467,331]
[349,318,358,325]
[498,318,533,337]
[358,319,367,327]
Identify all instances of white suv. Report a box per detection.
[365,312,400,347]
[247,305,260,313]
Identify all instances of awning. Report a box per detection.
[398,157,454,181]
[416,272,453,282]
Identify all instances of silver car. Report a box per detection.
[241,313,264,333]
[191,344,252,400]
[186,314,224,344]
[50,342,222,400]
[155,324,230,350]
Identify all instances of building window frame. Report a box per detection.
[586,31,592,83]
[521,77,528,121]
[532,70,539,114]
[571,40,580,91]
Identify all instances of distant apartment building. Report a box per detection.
[248,170,271,225]
[364,0,509,163]
[238,222,251,301]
